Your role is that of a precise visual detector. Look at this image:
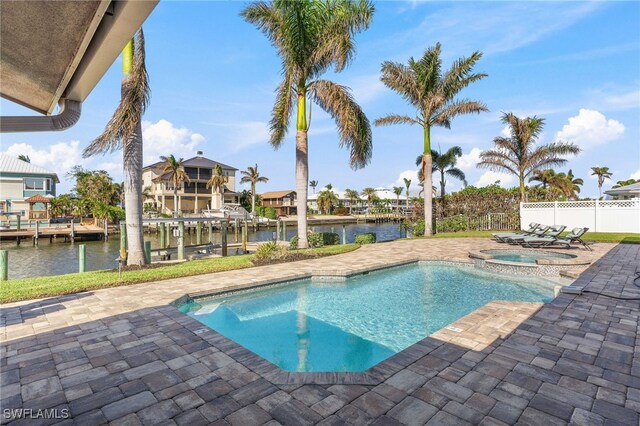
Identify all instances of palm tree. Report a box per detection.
[375,43,487,236]
[242,0,374,248]
[17,154,30,163]
[155,155,189,216]
[316,188,339,214]
[82,30,149,266]
[309,180,318,194]
[478,113,580,202]
[207,164,228,209]
[590,167,612,197]
[392,186,403,212]
[240,164,269,213]
[403,178,411,209]
[344,188,360,214]
[361,187,378,213]
[417,146,466,202]
[529,169,557,189]
[564,169,583,199]
[612,178,639,188]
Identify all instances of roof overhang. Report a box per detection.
[0,0,157,124]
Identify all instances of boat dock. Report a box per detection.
[0,222,107,245]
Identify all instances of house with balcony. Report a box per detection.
[0,154,59,219]
[260,190,297,216]
[142,151,239,214]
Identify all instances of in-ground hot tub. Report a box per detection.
[469,249,588,276]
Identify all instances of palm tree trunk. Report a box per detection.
[519,175,526,202]
[173,188,178,217]
[296,130,309,248]
[123,119,146,266]
[423,126,433,236]
[251,183,256,213]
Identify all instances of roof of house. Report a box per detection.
[0,154,60,182]
[144,155,237,172]
[605,182,640,195]
[25,194,51,203]
[261,190,296,199]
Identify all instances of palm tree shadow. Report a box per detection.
[2,292,94,325]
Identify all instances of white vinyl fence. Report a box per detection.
[520,200,640,233]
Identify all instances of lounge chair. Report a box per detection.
[522,227,592,251]
[504,225,552,243]
[492,222,539,243]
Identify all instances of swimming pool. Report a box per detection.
[480,249,576,264]
[179,262,555,372]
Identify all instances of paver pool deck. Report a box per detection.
[1,238,638,425]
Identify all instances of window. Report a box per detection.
[24,177,51,191]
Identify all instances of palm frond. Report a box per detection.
[432,99,488,128]
[309,79,372,169]
[374,114,420,127]
[477,149,519,176]
[379,61,421,108]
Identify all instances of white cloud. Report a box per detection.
[457,148,482,171]
[630,170,640,180]
[390,169,420,194]
[603,90,640,111]
[500,126,511,137]
[1,140,84,177]
[555,109,625,149]
[96,162,121,174]
[142,119,204,163]
[346,74,387,106]
[475,171,514,187]
[203,120,269,152]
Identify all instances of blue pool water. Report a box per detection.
[180,263,555,372]
[481,249,575,264]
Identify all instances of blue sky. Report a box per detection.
[1,1,639,198]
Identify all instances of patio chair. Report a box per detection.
[492,222,539,242]
[503,225,552,243]
[517,225,572,248]
[523,227,593,251]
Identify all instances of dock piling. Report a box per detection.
[276,220,281,241]
[208,221,213,244]
[79,244,86,273]
[282,221,287,241]
[0,250,7,281]
[221,220,228,257]
[196,222,202,245]
[16,216,21,231]
[119,223,127,261]
[144,241,151,263]
[342,225,346,245]
[34,221,40,246]
[159,224,166,248]
[70,220,76,242]
[242,220,248,253]
[178,222,185,260]
[234,219,239,243]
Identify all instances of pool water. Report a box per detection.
[179,263,555,372]
[482,249,575,264]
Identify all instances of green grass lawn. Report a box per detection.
[430,230,640,243]
[0,244,359,304]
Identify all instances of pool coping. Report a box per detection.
[170,257,561,385]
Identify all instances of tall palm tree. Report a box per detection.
[242,0,374,248]
[83,30,150,266]
[309,180,318,194]
[564,169,583,199]
[529,168,557,189]
[591,167,612,197]
[361,187,378,213]
[344,188,360,214]
[392,186,403,212]
[417,146,466,201]
[316,188,339,214]
[17,154,30,163]
[375,43,488,236]
[156,155,189,216]
[478,113,580,202]
[240,164,269,213]
[207,164,228,209]
[403,178,411,209]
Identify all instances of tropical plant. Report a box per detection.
[344,188,360,214]
[612,178,638,189]
[68,166,122,208]
[590,167,613,197]
[82,30,150,266]
[375,43,487,236]
[562,169,583,199]
[242,0,375,248]
[309,180,318,194]
[17,154,30,163]
[49,194,74,217]
[207,164,228,209]
[529,168,557,189]
[478,113,580,202]
[155,155,189,216]
[417,146,466,203]
[361,187,378,212]
[392,186,403,212]
[316,188,339,214]
[240,164,269,213]
[403,178,411,209]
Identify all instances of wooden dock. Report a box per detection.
[0,224,107,245]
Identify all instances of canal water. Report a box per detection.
[2,223,405,279]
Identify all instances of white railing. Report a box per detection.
[520,199,640,233]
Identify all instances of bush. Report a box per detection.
[401,220,425,237]
[290,235,298,250]
[290,232,337,249]
[320,232,340,246]
[308,233,324,248]
[254,241,288,261]
[333,207,349,216]
[355,232,376,244]
[264,207,277,219]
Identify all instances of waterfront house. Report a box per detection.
[260,190,297,216]
[605,181,640,200]
[308,187,407,213]
[0,154,59,219]
[142,151,239,214]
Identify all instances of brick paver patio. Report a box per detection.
[1,238,638,425]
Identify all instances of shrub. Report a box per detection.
[401,220,425,237]
[290,232,334,249]
[333,207,349,216]
[290,235,298,250]
[264,207,277,219]
[320,232,340,246]
[254,241,288,261]
[355,232,376,244]
[308,233,324,248]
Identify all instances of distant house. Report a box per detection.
[261,190,297,216]
[0,154,59,219]
[605,182,640,200]
[308,187,407,213]
[142,151,239,214]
